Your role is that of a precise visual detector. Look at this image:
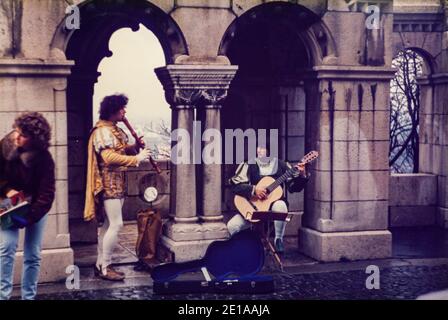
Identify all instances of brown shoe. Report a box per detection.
[99,266,125,281]
[108,265,125,277]
[95,264,125,277]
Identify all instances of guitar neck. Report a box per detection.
[264,151,318,194]
[266,166,299,193]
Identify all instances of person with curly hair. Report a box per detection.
[0,112,55,300]
[84,94,151,281]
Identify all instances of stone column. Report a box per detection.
[200,90,228,236]
[171,103,198,224]
[155,65,237,262]
[66,72,100,243]
[160,89,201,253]
[299,65,396,262]
[0,59,74,284]
[419,74,448,228]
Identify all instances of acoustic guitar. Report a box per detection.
[233,151,319,222]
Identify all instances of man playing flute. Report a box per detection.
[84,94,151,281]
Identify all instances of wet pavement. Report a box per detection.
[10,225,448,300]
[392,226,448,258]
[32,262,448,300]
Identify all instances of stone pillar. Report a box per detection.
[419,74,448,228]
[299,65,395,262]
[171,104,198,224]
[155,65,237,262]
[201,90,226,223]
[0,59,75,283]
[66,72,100,243]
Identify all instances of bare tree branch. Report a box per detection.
[389,49,423,173]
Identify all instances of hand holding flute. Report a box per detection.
[122,117,162,174]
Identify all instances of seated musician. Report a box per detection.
[227,144,309,253]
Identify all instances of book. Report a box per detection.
[0,199,30,218]
[0,192,31,229]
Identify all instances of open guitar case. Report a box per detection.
[151,229,274,294]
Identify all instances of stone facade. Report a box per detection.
[1,0,448,282]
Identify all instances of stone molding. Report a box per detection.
[393,13,444,33]
[0,59,74,77]
[305,65,396,81]
[418,73,448,85]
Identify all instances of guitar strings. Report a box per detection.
[266,153,317,192]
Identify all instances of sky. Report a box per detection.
[93,24,170,127]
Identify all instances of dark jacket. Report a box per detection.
[229,159,309,200]
[0,132,55,225]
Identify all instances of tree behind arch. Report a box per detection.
[390,49,423,173]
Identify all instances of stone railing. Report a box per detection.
[389,173,438,227]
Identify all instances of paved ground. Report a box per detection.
[10,225,448,300]
[31,260,448,300]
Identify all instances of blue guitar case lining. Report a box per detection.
[152,229,274,294]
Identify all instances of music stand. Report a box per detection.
[250,211,290,271]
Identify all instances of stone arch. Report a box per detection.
[218,1,338,67]
[50,0,188,64]
[405,47,436,76]
[217,2,338,235]
[392,46,436,76]
[390,47,435,175]
[50,0,188,243]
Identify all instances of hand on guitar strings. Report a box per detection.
[254,185,268,200]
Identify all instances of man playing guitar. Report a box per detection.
[227,144,310,253]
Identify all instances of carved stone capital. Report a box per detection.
[201,89,228,106]
[155,64,238,107]
[167,89,203,107]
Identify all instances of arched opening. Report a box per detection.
[90,25,171,226]
[388,48,447,253]
[389,49,430,173]
[55,0,187,248]
[219,2,326,243]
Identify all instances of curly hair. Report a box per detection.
[99,94,129,120]
[13,112,52,150]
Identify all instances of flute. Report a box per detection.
[122,117,162,174]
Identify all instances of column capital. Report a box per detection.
[169,89,204,107]
[155,64,238,106]
[202,89,227,106]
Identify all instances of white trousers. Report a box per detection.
[227,200,288,240]
[97,198,124,272]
